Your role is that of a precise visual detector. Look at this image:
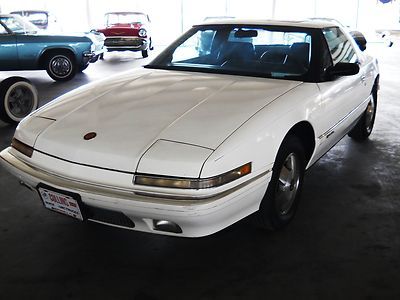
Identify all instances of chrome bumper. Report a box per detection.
[83,47,107,62]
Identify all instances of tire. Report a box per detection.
[0,77,39,124]
[255,135,306,230]
[79,63,89,72]
[142,49,149,58]
[45,52,77,81]
[348,88,377,141]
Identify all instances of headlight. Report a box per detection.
[138,28,147,37]
[135,162,252,189]
[11,138,34,158]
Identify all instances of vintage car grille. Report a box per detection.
[85,205,135,228]
[105,37,143,47]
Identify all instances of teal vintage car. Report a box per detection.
[0,14,106,81]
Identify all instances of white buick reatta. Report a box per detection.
[0,20,379,237]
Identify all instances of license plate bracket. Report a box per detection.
[37,183,86,221]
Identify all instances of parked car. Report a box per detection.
[0,14,106,81]
[0,76,38,124]
[97,12,153,58]
[0,19,379,237]
[10,10,53,30]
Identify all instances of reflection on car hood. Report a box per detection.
[33,68,302,173]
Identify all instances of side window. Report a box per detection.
[323,27,358,65]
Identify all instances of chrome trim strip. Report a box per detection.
[0,148,271,204]
[318,94,372,140]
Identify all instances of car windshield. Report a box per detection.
[26,12,48,26]
[0,15,38,34]
[105,13,148,26]
[147,25,313,80]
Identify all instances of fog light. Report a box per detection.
[153,220,182,234]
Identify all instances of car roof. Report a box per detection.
[10,10,49,14]
[197,18,338,29]
[105,12,147,15]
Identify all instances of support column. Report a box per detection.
[314,0,318,17]
[356,0,360,28]
[272,0,277,19]
[181,0,184,33]
[86,0,92,29]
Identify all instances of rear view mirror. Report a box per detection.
[327,62,360,77]
[234,29,258,38]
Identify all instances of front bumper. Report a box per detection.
[0,147,270,237]
[83,47,107,63]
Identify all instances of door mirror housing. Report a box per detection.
[327,62,359,78]
[350,31,367,51]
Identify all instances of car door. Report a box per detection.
[14,34,43,69]
[314,27,369,157]
[0,22,18,70]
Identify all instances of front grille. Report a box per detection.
[105,38,143,47]
[84,205,135,228]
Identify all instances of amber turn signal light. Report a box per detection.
[11,138,34,158]
[135,162,252,189]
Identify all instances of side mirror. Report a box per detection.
[350,30,367,51]
[327,62,360,78]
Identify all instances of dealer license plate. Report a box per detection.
[38,186,84,221]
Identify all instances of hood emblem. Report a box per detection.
[83,132,97,140]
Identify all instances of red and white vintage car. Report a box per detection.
[97,12,153,58]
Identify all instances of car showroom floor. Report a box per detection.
[1,45,400,299]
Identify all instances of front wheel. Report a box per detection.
[0,77,39,124]
[255,135,306,230]
[348,88,377,141]
[46,53,77,81]
[141,49,148,58]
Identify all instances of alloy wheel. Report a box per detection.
[276,153,300,215]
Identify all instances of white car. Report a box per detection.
[0,19,379,237]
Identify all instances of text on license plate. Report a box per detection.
[38,187,84,221]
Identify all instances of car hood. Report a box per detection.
[33,69,302,173]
